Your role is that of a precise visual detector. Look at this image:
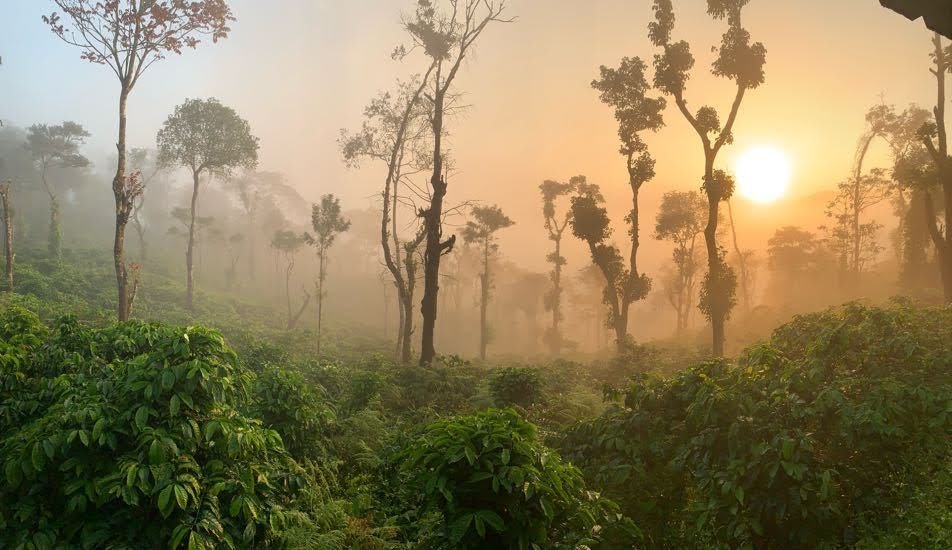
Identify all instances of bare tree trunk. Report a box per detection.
[316,250,325,355]
[551,238,562,354]
[113,87,131,321]
[285,259,293,328]
[0,182,13,291]
[703,157,726,357]
[186,169,201,310]
[479,241,489,360]
[395,287,405,358]
[288,287,311,330]
[420,84,451,365]
[727,200,750,313]
[928,35,952,301]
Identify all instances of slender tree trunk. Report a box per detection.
[551,237,562,354]
[727,200,750,313]
[420,86,449,365]
[317,250,325,355]
[42,167,62,259]
[479,242,490,360]
[285,259,293,327]
[395,287,405,358]
[113,86,131,321]
[48,196,61,259]
[134,219,147,262]
[0,182,13,291]
[186,169,201,310]
[703,157,726,356]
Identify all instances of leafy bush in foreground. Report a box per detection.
[560,301,952,548]
[401,408,638,549]
[0,307,315,549]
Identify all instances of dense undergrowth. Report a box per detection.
[0,252,949,548]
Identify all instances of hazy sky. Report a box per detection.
[0,0,940,273]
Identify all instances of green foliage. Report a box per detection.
[157,98,260,179]
[488,366,542,408]
[0,308,316,548]
[401,408,637,549]
[561,301,952,548]
[251,365,335,463]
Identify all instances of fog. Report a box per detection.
[0,0,945,359]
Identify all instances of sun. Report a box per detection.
[734,145,792,204]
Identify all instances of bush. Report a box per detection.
[401,408,637,548]
[488,366,542,408]
[560,302,952,548]
[0,308,318,549]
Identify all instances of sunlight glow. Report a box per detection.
[734,146,792,204]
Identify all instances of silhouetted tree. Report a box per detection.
[341,76,433,363]
[885,105,937,287]
[570,179,648,354]
[655,190,707,334]
[648,0,767,355]
[461,204,514,360]
[539,178,576,355]
[157,98,259,310]
[919,33,952,301]
[271,230,311,331]
[225,233,244,290]
[767,226,836,309]
[305,194,351,355]
[24,121,90,258]
[401,0,512,364]
[0,180,12,291]
[127,147,162,262]
[821,168,891,286]
[44,0,234,321]
[725,199,757,314]
[570,54,664,353]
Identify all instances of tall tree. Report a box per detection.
[570,179,648,354]
[157,98,259,310]
[919,33,952,301]
[0,180,12,291]
[341,77,433,363]
[648,0,767,356]
[886,105,937,288]
[766,226,837,308]
[461,204,514,360]
[402,0,512,365]
[822,168,891,286]
[44,0,234,321]
[725,199,756,314]
[571,54,664,354]
[127,147,162,262]
[271,230,311,331]
[24,122,90,259]
[655,190,707,334]
[305,194,351,356]
[539,178,577,355]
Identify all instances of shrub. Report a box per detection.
[488,366,542,408]
[401,408,637,548]
[0,310,316,549]
[560,302,952,548]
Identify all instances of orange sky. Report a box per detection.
[3,0,941,275]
